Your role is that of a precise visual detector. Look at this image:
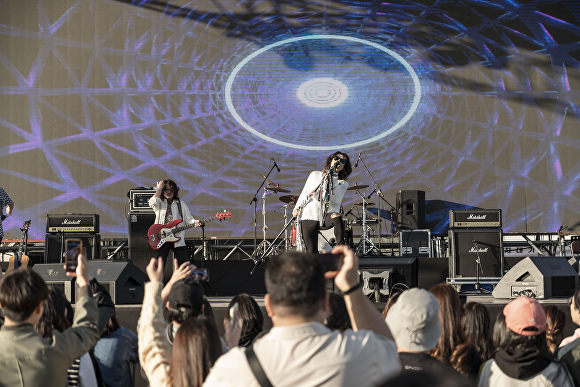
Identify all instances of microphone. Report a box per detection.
[272,158,280,172]
[354,153,361,168]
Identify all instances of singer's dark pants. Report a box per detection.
[155,243,189,268]
[301,214,345,253]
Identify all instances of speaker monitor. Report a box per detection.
[87,260,148,304]
[396,190,425,230]
[44,234,101,263]
[400,229,431,257]
[33,263,77,302]
[128,212,155,275]
[492,257,579,299]
[449,229,503,279]
[33,260,148,304]
[358,257,418,289]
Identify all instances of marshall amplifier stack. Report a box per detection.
[448,209,504,284]
[44,214,101,263]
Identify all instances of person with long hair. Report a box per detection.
[556,289,580,385]
[478,297,573,386]
[292,152,352,253]
[544,305,566,353]
[149,179,200,268]
[170,316,223,387]
[139,257,239,387]
[429,283,482,379]
[462,302,494,361]
[225,293,264,346]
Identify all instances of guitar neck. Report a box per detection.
[172,215,218,233]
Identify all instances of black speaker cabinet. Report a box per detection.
[87,260,148,304]
[128,212,155,275]
[33,263,77,302]
[396,190,425,230]
[358,257,418,289]
[400,229,431,257]
[33,260,147,304]
[44,234,101,263]
[493,257,579,299]
[448,229,504,280]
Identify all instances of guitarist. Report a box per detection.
[0,186,14,245]
[149,179,200,267]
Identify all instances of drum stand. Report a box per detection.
[353,190,380,256]
[283,203,290,250]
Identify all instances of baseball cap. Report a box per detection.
[385,288,441,352]
[503,297,546,336]
[167,278,204,315]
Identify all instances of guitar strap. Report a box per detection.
[176,200,184,220]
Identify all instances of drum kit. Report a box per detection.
[252,180,382,259]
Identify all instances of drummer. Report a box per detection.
[292,152,352,253]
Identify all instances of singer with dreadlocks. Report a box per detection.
[292,152,352,253]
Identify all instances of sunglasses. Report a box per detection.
[164,188,174,192]
[333,156,347,164]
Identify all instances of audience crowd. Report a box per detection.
[1,248,580,387]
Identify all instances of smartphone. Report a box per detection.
[229,302,239,330]
[191,268,209,281]
[65,238,82,272]
[319,252,344,272]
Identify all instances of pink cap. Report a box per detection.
[503,297,546,336]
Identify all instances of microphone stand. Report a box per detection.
[249,164,278,253]
[356,155,386,252]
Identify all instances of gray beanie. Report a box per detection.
[385,288,441,352]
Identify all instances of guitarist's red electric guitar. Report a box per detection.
[148,211,232,250]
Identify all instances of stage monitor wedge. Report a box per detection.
[492,256,579,299]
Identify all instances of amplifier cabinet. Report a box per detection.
[448,229,504,279]
[44,234,101,263]
[46,213,99,233]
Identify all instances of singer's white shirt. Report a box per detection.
[294,171,349,221]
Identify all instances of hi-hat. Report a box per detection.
[279,195,299,204]
[347,184,369,191]
[265,186,290,193]
[353,202,375,206]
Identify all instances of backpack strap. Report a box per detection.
[245,344,273,387]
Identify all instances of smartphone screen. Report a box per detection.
[191,268,209,281]
[65,239,82,272]
[319,253,344,272]
[229,302,239,330]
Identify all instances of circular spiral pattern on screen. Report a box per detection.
[296,78,349,108]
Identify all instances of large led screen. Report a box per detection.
[1,0,579,241]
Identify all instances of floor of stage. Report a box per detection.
[116,294,576,387]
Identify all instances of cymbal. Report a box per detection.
[279,195,299,204]
[353,202,375,206]
[265,185,290,193]
[347,184,369,191]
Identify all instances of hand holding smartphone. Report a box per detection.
[319,252,344,273]
[65,238,82,273]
